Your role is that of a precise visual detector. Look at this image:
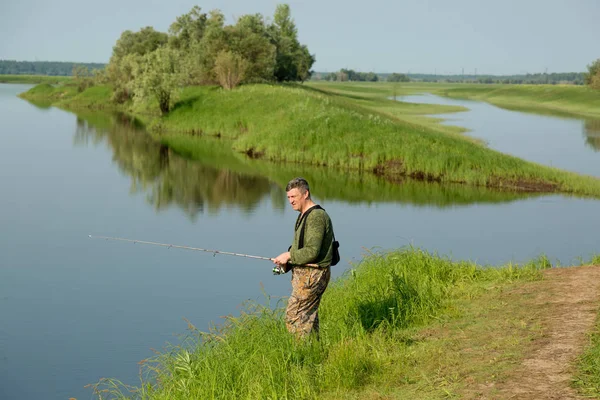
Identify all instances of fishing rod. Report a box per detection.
[88,235,318,271]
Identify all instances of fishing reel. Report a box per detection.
[272,264,288,275]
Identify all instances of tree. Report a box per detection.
[72,64,94,92]
[194,9,228,84]
[225,14,276,82]
[387,73,410,82]
[336,71,348,82]
[269,4,315,82]
[131,47,183,115]
[111,27,168,60]
[107,27,168,102]
[586,59,600,89]
[591,74,600,90]
[364,72,379,82]
[108,53,141,103]
[168,6,208,50]
[214,50,249,90]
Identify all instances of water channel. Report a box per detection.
[1,84,599,400]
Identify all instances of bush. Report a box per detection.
[214,50,249,90]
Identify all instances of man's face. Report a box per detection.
[287,188,308,212]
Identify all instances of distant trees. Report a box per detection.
[0,60,105,76]
[586,59,600,89]
[318,69,379,82]
[387,73,410,82]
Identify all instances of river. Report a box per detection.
[1,83,599,400]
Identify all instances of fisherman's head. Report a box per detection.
[286,177,311,212]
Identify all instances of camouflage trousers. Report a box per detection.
[285,266,331,337]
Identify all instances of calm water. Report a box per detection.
[397,93,600,177]
[1,83,600,400]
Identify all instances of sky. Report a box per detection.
[0,0,598,75]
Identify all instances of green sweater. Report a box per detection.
[289,206,334,268]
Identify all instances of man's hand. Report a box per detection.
[273,251,291,266]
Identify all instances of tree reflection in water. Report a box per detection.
[584,119,600,152]
[74,111,544,220]
[74,113,277,220]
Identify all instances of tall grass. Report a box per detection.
[159,84,600,197]
[0,74,71,84]
[90,248,549,400]
[575,316,600,397]
[19,83,115,109]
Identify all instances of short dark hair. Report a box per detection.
[286,177,310,195]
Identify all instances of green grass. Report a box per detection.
[440,84,600,119]
[71,111,544,215]
[19,82,600,197]
[159,84,600,196]
[0,74,72,84]
[161,134,545,207]
[575,316,600,397]
[19,82,117,110]
[309,81,600,119]
[89,248,551,400]
[573,254,600,397]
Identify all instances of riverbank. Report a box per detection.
[72,111,546,208]
[18,82,600,197]
[90,248,600,399]
[0,74,71,84]
[309,81,600,119]
[440,84,600,119]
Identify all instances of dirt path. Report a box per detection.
[492,265,600,399]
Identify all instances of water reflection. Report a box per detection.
[74,113,277,220]
[397,94,600,177]
[584,120,600,152]
[73,112,542,218]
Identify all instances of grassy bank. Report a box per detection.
[20,82,600,197]
[440,84,600,119]
[0,74,71,84]
[90,248,552,399]
[159,84,600,196]
[160,134,544,207]
[19,82,116,109]
[576,315,600,398]
[310,81,600,119]
[575,254,600,397]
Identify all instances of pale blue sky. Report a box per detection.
[1,0,598,75]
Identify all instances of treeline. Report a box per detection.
[312,70,586,85]
[0,60,105,76]
[99,4,314,114]
[399,72,586,85]
[313,70,410,82]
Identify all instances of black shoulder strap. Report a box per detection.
[297,205,323,249]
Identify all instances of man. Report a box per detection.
[273,177,335,337]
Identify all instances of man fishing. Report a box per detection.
[273,177,337,337]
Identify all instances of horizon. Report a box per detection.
[0,59,588,77]
[1,0,598,75]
